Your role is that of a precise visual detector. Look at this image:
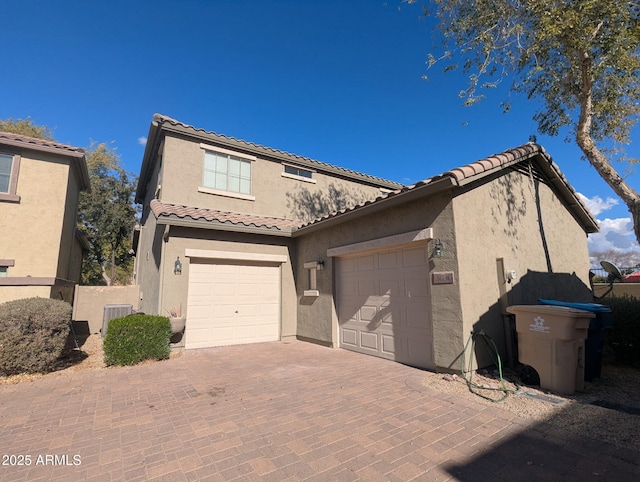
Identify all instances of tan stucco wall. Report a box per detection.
[151,227,297,342]
[72,285,141,334]
[294,190,460,371]
[0,153,71,278]
[56,162,83,281]
[593,283,640,299]
[453,170,592,367]
[158,134,384,221]
[0,287,52,304]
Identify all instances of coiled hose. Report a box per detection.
[460,330,521,402]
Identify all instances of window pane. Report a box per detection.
[228,176,240,192]
[214,173,227,190]
[239,178,251,194]
[215,154,227,174]
[240,160,251,179]
[203,170,216,188]
[0,267,6,277]
[228,158,240,176]
[0,154,11,193]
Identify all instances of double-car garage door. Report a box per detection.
[337,244,433,369]
[185,259,280,349]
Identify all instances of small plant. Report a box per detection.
[166,304,182,318]
[0,297,72,375]
[103,314,171,366]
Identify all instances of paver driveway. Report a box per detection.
[1,340,638,481]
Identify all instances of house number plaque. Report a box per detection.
[432,271,454,284]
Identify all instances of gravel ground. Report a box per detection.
[2,336,639,452]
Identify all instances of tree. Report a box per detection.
[78,143,137,285]
[0,117,54,140]
[0,117,137,285]
[415,1,640,241]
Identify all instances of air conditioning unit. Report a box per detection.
[102,304,133,338]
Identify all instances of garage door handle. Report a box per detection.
[235,310,238,313]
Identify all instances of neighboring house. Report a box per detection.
[0,132,90,304]
[134,114,598,372]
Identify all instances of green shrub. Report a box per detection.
[103,314,171,366]
[601,295,640,366]
[0,297,72,375]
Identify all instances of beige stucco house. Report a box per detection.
[134,114,598,372]
[0,132,90,304]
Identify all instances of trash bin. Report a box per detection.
[538,299,613,381]
[506,305,595,394]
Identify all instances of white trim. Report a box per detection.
[303,290,320,297]
[281,171,317,184]
[185,249,288,263]
[199,143,257,161]
[198,186,256,201]
[303,261,321,269]
[327,228,434,257]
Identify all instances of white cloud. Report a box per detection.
[137,136,147,146]
[576,192,618,216]
[577,193,640,266]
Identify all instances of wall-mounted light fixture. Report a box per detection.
[317,260,325,271]
[174,256,182,275]
[432,239,443,258]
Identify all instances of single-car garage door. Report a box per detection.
[337,245,433,369]
[185,260,280,349]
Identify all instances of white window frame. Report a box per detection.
[199,143,256,200]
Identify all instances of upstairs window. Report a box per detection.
[0,153,20,202]
[282,163,316,183]
[0,154,14,193]
[203,150,252,195]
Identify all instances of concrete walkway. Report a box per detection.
[1,341,638,481]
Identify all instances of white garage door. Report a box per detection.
[337,245,433,369]
[185,260,280,349]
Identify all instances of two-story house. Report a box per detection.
[135,114,598,372]
[0,132,90,304]
[134,115,402,350]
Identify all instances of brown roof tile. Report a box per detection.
[150,199,301,231]
[153,114,403,189]
[298,143,597,232]
[0,131,85,157]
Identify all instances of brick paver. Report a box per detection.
[1,340,638,480]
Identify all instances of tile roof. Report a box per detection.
[150,199,301,231]
[152,114,403,189]
[298,143,598,232]
[0,131,85,157]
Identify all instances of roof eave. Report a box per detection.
[293,177,456,236]
[134,117,164,204]
[155,214,294,237]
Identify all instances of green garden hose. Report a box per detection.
[459,330,521,402]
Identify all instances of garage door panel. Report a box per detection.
[341,328,358,346]
[338,245,433,369]
[186,261,280,349]
[360,332,379,350]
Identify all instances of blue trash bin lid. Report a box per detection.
[538,299,612,312]
[538,299,613,328]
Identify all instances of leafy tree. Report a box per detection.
[78,143,137,286]
[0,117,54,140]
[0,117,137,285]
[414,0,640,241]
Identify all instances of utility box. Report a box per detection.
[507,305,595,394]
[102,304,133,338]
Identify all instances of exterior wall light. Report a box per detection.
[317,260,325,271]
[174,256,182,275]
[432,239,443,258]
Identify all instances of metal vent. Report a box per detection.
[102,304,133,337]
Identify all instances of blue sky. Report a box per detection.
[3,0,639,262]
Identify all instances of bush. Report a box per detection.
[601,295,640,366]
[0,297,72,375]
[103,314,171,366]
